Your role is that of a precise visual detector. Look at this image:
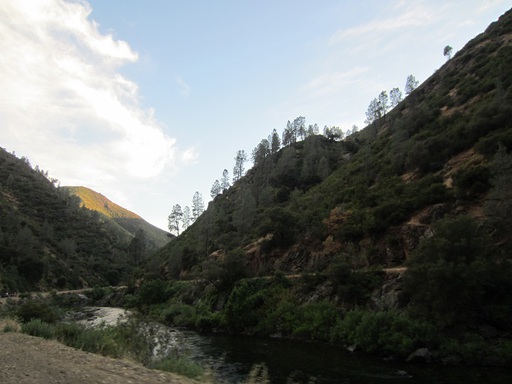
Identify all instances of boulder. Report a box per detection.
[406,348,432,363]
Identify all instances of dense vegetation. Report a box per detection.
[0,149,138,291]
[133,8,512,363]
[1,7,512,367]
[64,186,171,254]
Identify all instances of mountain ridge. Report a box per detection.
[63,186,172,253]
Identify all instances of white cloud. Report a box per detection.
[329,2,436,45]
[304,66,369,97]
[175,76,191,98]
[0,0,188,189]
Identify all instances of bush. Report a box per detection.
[162,303,196,326]
[453,165,490,199]
[137,279,169,307]
[0,317,21,333]
[55,322,121,357]
[224,279,268,331]
[16,301,59,323]
[21,319,56,339]
[404,215,512,329]
[293,301,339,341]
[150,354,205,380]
[332,310,433,357]
[195,311,225,332]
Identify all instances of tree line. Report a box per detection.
[167,74,421,236]
[364,74,419,126]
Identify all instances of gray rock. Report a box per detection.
[406,348,432,363]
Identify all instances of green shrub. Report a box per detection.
[21,319,56,339]
[137,279,169,307]
[332,310,433,357]
[195,311,225,332]
[86,286,111,301]
[16,301,59,323]
[257,291,300,335]
[162,303,196,326]
[404,215,512,329]
[293,301,339,341]
[224,279,268,331]
[55,323,121,357]
[150,354,205,380]
[453,165,490,199]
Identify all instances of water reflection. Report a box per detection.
[167,329,512,384]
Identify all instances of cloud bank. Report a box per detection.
[0,0,184,190]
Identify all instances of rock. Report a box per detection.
[441,355,462,365]
[406,348,432,363]
[479,324,498,339]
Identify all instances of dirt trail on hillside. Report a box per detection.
[0,332,197,384]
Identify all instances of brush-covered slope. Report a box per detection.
[0,149,135,291]
[129,9,512,362]
[64,186,171,252]
[154,8,512,279]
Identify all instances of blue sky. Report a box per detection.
[0,0,510,230]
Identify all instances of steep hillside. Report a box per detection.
[155,8,512,278]
[64,186,171,252]
[0,148,136,291]
[135,8,512,363]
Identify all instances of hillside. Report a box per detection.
[134,8,512,363]
[156,7,512,277]
[0,148,137,291]
[64,186,171,253]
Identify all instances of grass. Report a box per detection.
[149,354,205,380]
[0,317,22,333]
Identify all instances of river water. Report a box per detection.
[79,308,512,383]
[169,329,512,384]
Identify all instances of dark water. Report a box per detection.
[174,330,512,384]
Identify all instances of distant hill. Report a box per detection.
[64,186,171,252]
[0,149,135,291]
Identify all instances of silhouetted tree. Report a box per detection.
[252,139,270,166]
[390,87,402,108]
[192,191,205,222]
[269,129,281,153]
[443,45,453,60]
[210,180,221,199]
[168,204,183,236]
[182,206,191,230]
[405,74,419,95]
[324,126,343,141]
[220,169,230,191]
[233,150,247,182]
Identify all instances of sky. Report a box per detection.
[0,0,510,231]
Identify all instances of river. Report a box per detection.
[170,329,512,384]
[82,308,512,383]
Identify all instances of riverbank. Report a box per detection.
[0,332,198,384]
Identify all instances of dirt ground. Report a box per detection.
[0,332,197,384]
